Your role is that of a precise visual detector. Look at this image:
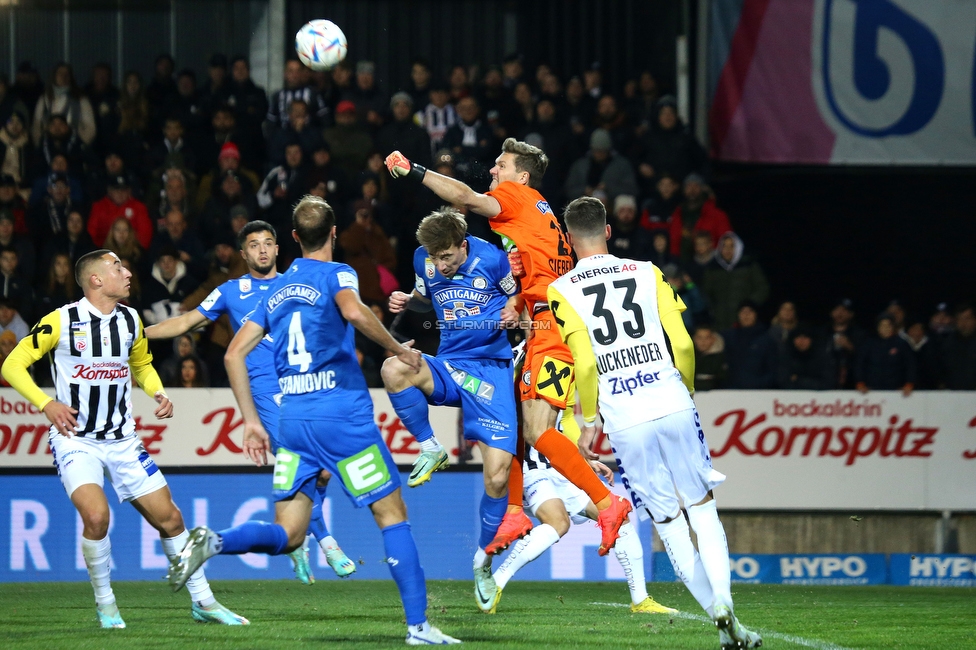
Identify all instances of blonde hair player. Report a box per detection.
[1,249,247,628]
[549,197,762,650]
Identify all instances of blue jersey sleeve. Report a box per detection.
[196,284,228,321]
[251,298,268,330]
[328,263,361,300]
[412,247,430,298]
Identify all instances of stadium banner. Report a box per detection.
[890,554,976,587]
[709,0,976,164]
[0,474,652,585]
[653,553,888,585]
[2,389,975,510]
[0,388,466,469]
[691,390,976,510]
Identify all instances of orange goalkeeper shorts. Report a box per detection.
[518,309,575,409]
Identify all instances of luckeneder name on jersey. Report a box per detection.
[197,274,280,398]
[549,255,694,432]
[413,236,517,361]
[251,258,373,420]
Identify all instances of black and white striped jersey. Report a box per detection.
[25,297,162,440]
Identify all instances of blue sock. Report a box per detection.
[382,521,427,626]
[478,492,508,549]
[307,485,331,541]
[218,521,289,555]
[388,387,435,442]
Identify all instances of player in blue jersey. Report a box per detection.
[382,207,519,612]
[144,220,354,584]
[168,196,460,645]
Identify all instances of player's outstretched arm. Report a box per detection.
[144,309,208,340]
[224,319,272,465]
[336,287,422,372]
[1,312,78,436]
[385,150,502,218]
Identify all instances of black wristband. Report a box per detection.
[407,162,427,182]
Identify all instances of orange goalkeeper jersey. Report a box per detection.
[486,181,574,309]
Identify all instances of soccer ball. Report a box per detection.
[295,19,348,71]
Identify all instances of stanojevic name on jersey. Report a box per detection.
[267,284,322,313]
[279,370,336,395]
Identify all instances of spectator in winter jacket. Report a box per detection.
[267,99,324,168]
[669,173,731,261]
[0,210,34,281]
[686,230,714,286]
[640,173,681,231]
[636,95,706,192]
[142,245,200,325]
[38,208,95,274]
[693,324,727,391]
[939,303,976,390]
[87,175,153,249]
[777,325,835,390]
[323,101,374,181]
[664,263,709,332]
[702,232,769,330]
[257,141,310,241]
[608,194,654,261]
[375,93,432,174]
[0,247,33,322]
[441,96,495,188]
[768,301,800,360]
[150,209,208,281]
[0,109,32,191]
[338,202,397,304]
[723,301,778,389]
[226,56,268,164]
[28,171,74,243]
[822,298,866,389]
[195,141,259,213]
[32,63,96,145]
[647,229,675,269]
[856,312,916,395]
[903,319,941,390]
[564,128,638,205]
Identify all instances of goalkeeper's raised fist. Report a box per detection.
[384,151,427,182]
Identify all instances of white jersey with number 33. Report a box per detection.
[549,254,694,433]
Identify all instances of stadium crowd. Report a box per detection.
[0,54,973,391]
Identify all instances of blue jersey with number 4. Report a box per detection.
[197,274,280,398]
[251,258,373,421]
[413,235,517,361]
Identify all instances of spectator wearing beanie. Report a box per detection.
[87,175,153,249]
[608,194,654,261]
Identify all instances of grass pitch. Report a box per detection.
[1,580,973,649]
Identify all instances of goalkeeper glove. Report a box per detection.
[385,151,427,181]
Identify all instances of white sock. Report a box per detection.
[686,500,732,611]
[654,516,715,617]
[81,536,115,607]
[318,535,338,551]
[419,438,443,453]
[612,523,648,605]
[493,523,560,590]
[162,530,216,607]
[408,620,431,635]
[472,547,489,570]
